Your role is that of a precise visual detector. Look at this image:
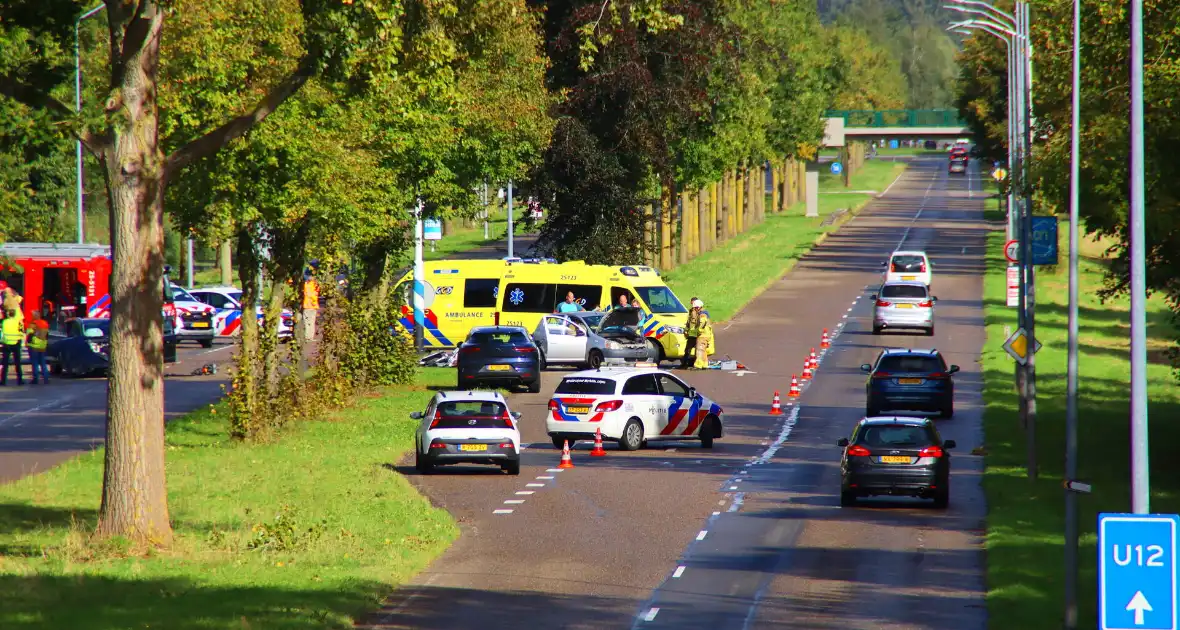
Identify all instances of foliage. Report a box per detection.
[339,298,419,389]
[247,506,327,552]
[826,25,907,110]
[0,99,73,242]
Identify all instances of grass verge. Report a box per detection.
[0,368,460,630]
[981,225,1180,628]
[664,160,906,322]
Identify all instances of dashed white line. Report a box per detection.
[546,468,563,472]
[536,476,554,480]
[526,483,545,487]
[696,531,708,541]
[665,448,677,452]
[515,491,534,495]
[672,566,686,578]
[712,511,720,516]
[643,608,660,622]
[504,499,525,504]
[493,509,514,515]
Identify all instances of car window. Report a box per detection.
[555,377,616,395]
[468,331,531,346]
[464,279,500,308]
[573,314,604,329]
[876,355,946,373]
[172,286,197,302]
[430,400,510,429]
[880,284,928,299]
[82,322,110,338]
[502,282,558,313]
[656,374,689,396]
[856,425,936,448]
[889,256,926,272]
[555,284,603,311]
[196,292,227,308]
[622,374,659,395]
[227,291,243,305]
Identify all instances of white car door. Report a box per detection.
[619,374,663,436]
[542,315,587,363]
[655,372,703,438]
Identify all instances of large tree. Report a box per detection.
[0,0,404,545]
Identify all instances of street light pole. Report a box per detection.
[412,199,426,352]
[1128,0,1149,515]
[506,180,515,259]
[1064,0,1082,624]
[74,3,105,244]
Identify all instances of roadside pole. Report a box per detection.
[1063,0,1082,624]
[1012,8,1029,458]
[1128,0,1150,514]
[186,237,194,289]
[482,181,490,240]
[412,199,425,353]
[507,180,515,259]
[1019,1,1038,482]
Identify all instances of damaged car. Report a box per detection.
[532,307,650,370]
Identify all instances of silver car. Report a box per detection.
[532,307,649,369]
[871,282,937,336]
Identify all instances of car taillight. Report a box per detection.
[429,410,442,429]
[890,264,899,272]
[917,300,933,307]
[876,300,891,307]
[595,400,624,412]
[429,440,446,449]
[548,399,559,411]
[872,372,892,379]
[918,445,944,458]
[847,445,872,457]
[919,263,926,272]
[501,411,515,428]
[460,346,479,354]
[928,372,948,379]
[499,442,514,448]
[515,346,536,353]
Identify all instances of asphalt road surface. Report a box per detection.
[0,340,234,483]
[363,156,990,630]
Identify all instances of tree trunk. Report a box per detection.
[678,191,690,265]
[719,173,730,242]
[95,3,172,546]
[697,187,708,255]
[232,227,263,436]
[659,179,674,270]
[220,240,233,286]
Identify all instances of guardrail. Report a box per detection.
[825,109,968,128]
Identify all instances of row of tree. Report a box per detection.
[954,0,1180,376]
[0,0,908,547]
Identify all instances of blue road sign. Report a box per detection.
[1099,513,1180,630]
[889,139,899,149]
[423,218,443,241]
[830,162,843,175]
[1031,216,1058,265]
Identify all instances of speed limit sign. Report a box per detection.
[1004,240,1020,263]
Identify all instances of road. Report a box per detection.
[363,156,991,629]
[0,341,233,483]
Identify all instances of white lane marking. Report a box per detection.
[696,531,708,541]
[712,511,720,516]
[536,476,554,480]
[504,499,525,504]
[526,483,545,487]
[895,168,939,250]
[643,608,660,622]
[879,168,906,197]
[728,486,739,490]
[546,468,563,472]
[665,448,677,452]
[754,405,801,465]
[493,509,514,514]
[0,395,76,428]
[728,493,746,512]
[673,566,686,578]
[515,491,534,495]
[842,314,847,319]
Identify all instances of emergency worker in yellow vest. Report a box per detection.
[1,307,25,386]
[25,317,50,385]
[692,299,714,369]
[681,296,701,369]
[302,269,320,340]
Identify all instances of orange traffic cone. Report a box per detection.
[558,440,575,468]
[809,348,819,370]
[821,329,830,349]
[590,428,607,456]
[801,358,812,381]
[769,391,783,415]
[788,375,801,398]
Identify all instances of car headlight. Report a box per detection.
[606,341,621,350]
[88,341,108,357]
[666,326,685,335]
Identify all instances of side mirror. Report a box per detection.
[943,439,957,450]
[948,365,960,374]
[688,387,697,399]
[878,261,887,266]
[860,363,872,372]
[932,296,939,302]
[409,411,423,419]
[870,294,878,300]
[837,438,850,447]
[511,412,522,421]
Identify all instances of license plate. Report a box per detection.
[459,444,488,452]
[880,455,910,464]
[895,303,913,309]
[898,378,923,385]
[190,322,210,328]
[566,406,590,414]
[902,275,916,280]
[486,365,511,372]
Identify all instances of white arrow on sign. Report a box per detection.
[1126,590,1153,625]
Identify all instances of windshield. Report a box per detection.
[555,377,616,395]
[890,255,926,272]
[881,284,928,299]
[634,286,686,314]
[82,321,110,338]
[876,355,945,373]
[857,425,935,448]
[228,291,243,304]
[468,331,531,346]
[172,286,197,302]
[571,314,605,329]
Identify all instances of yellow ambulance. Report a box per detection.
[392,258,692,361]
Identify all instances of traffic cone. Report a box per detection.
[590,427,607,456]
[788,375,801,398]
[558,440,575,468]
[769,391,783,415]
[809,348,819,370]
[821,329,830,348]
[801,358,812,381]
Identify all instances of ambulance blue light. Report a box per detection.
[620,266,639,276]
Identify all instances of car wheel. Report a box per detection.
[527,379,541,394]
[538,349,547,370]
[645,339,662,364]
[414,448,433,474]
[51,361,63,376]
[618,419,644,451]
[840,491,857,507]
[932,489,949,509]
[588,349,604,369]
[699,415,716,449]
[939,399,954,419]
[552,436,569,450]
[199,338,214,348]
[503,460,521,476]
[871,326,881,335]
[926,326,935,337]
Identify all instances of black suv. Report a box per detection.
[456,326,542,393]
[838,416,956,508]
[862,348,958,418]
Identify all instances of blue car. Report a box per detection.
[48,317,178,377]
[456,326,542,393]
[861,348,958,418]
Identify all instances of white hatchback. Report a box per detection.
[412,390,522,475]
[882,251,932,287]
[547,367,724,451]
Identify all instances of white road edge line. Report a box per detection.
[672,566,686,578]
[696,531,708,541]
[643,608,660,622]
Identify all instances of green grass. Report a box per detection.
[0,368,460,630]
[664,160,906,322]
[980,225,1180,628]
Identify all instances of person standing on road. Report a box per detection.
[681,296,701,369]
[692,299,714,370]
[25,316,49,385]
[302,269,320,340]
[557,291,581,313]
[1,307,25,386]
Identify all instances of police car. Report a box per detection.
[188,286,293,339]
[412,390,522,475]
[168,284,217,347]
[547,367,724,451]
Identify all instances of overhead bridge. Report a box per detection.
[824,109,971,138]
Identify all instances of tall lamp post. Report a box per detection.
[74,3,106,244]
